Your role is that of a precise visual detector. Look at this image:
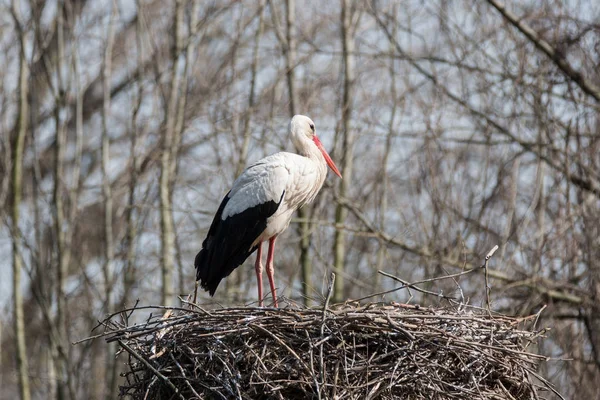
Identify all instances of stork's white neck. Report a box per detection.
[300,137,322,159]
[288,115,330,200]
[295,138,328,207]
[299,137,327,172]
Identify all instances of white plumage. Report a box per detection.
[195,115,342,307]
[224,152,325,244]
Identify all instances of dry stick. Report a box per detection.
[527,369,542,400]
[99,304,208,324]
[367,245,499,306]
[144,377,157,400]
[526,368,567,400]
[532,304,547,333]
[318,272,336,400]
[354,264,483,303]
[169,353,202,398]
[385,314,415,341]
[305,329,321,400]
[484,245,499,317]
[250,323,311,373]
[378,271,458,301]
[117,340,184,400]
[179,296,213,316]
[498,380,518,400]
[80,316,194,345]
[322,273,336,322]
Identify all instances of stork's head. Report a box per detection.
[290,115,342,178]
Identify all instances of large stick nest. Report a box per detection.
[101,302,557,399]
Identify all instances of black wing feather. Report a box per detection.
[194,191,284,296]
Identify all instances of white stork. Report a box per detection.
[195,115,342,307]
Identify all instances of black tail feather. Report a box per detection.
[194,191,283,297]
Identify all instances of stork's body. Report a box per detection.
[195,115,341,307]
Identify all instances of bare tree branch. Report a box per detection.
[486,0,600,102]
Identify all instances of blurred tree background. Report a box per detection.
[1,0,599,398]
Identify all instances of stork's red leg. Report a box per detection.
[266,237,278,307]
[255,242,264,307]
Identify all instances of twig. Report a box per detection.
[532,304,547,332]
[318,272,335,400]
[354,265,482,303]
[249,323,311,373]
[526,368,567,400]
[322,272,335,322]
[179,296,212,316]
[169,353,202,398]
[118,339,184,400]
[484,245,499,317]
[378,270,458,301]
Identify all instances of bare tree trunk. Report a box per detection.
[233,0,266,302]
[29,66,56,399]
[160,0,184,306]
[10,2,31,397]
[174,0,199,298]
[500,158,520,259]
[283,0,313,306]
[284,0,297,117]
[223,14,242,301]
[70,11,87,399]
[375,25,397,289]
[47,346,56,399]
[102,3,117,397]
[333,0,355,303]
[269,0,309,305]
[123,149,138,300]
[535,148,546,274]
[237,0,265,178]
[53,5,75,399]
[121,0,146,311]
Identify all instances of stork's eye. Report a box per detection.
[309,123,315,132]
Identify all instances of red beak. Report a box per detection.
[313,135,342,179]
